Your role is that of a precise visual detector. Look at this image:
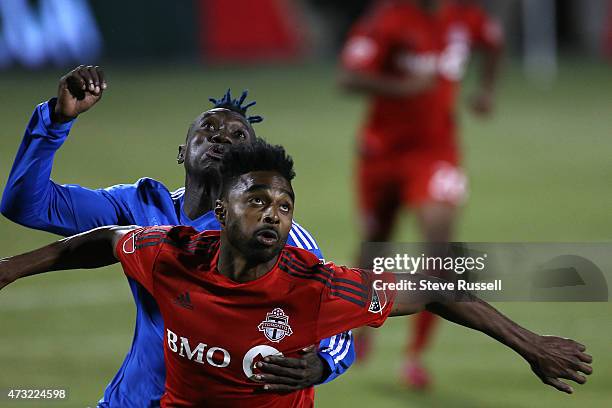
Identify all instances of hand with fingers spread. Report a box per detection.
[251,345,326,392]
[525,335,593,394]
[53,65,107,123]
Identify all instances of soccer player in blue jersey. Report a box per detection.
[0,65,355,407]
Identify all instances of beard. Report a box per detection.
[226,221,285,264]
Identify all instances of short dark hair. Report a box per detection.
[219,138,295,199]
[209,89,263,124]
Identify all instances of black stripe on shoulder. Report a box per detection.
[314,263,369,297]
[278,263,329,287]
[330,290,367,307]
[318,264,369,292]
[285,252,322,270]
[279,258,331,280]
[135,234,166,242]
[280,256,369,299]
[135,238,182,250]
[330,283,368,300]
[135,241,160,250]
[282,254,332,279]
[331,276,368,292]
[186,240,219,257]
[278,264,368,307]
[140,227,172,234]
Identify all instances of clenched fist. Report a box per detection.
[53,65,107,123]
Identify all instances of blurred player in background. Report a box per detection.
[338,0,503,388]
[0,66,355,407]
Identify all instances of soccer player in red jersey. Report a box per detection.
[0,140,592,406]
[1,65,355,404]
[339,0,504,387]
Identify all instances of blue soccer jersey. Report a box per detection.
[1,100,355,407]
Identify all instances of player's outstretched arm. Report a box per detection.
[0,226,135,291]
[389,273,593,394]
[0,66,133,237]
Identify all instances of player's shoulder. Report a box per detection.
[119,225,175,256]
[133,177,172,194]
[163,226,219,249]
[170,186,185,200]
[278,246,331,291]
[130,225,177,244]
[288,221,319,251]
[280,247,364,286]
[135,225,219,252]
[104,177,171,199]
[282,245,322,269]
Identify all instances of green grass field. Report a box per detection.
[0,61,611,407]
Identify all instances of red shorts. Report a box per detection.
[357,150,468,218]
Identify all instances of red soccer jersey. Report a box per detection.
[341,0,503,155]
[116,226,396,407]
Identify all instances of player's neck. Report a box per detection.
[217,236,279,283]
[182,173,220,220]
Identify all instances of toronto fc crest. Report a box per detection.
[258,308,293,343]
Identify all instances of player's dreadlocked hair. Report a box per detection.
[209,89,263,124]
[219,138,295,199]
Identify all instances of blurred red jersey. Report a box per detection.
[341,0,502,156]
[117,226,396,408]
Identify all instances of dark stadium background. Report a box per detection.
[0,1,611,407]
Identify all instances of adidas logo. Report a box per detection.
[173,291,194,310]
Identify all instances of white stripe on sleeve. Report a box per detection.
[288,229,304,249]
[321,335,337,353]
[294,222,319,249]
[292,225,313,250]
[329,333,347,357]
[333,332,353,364]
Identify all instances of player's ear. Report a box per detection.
[177,144,185,164]
[214,199,226,226]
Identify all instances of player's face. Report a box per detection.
[222,171,294,263]
[178,109,256,176]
